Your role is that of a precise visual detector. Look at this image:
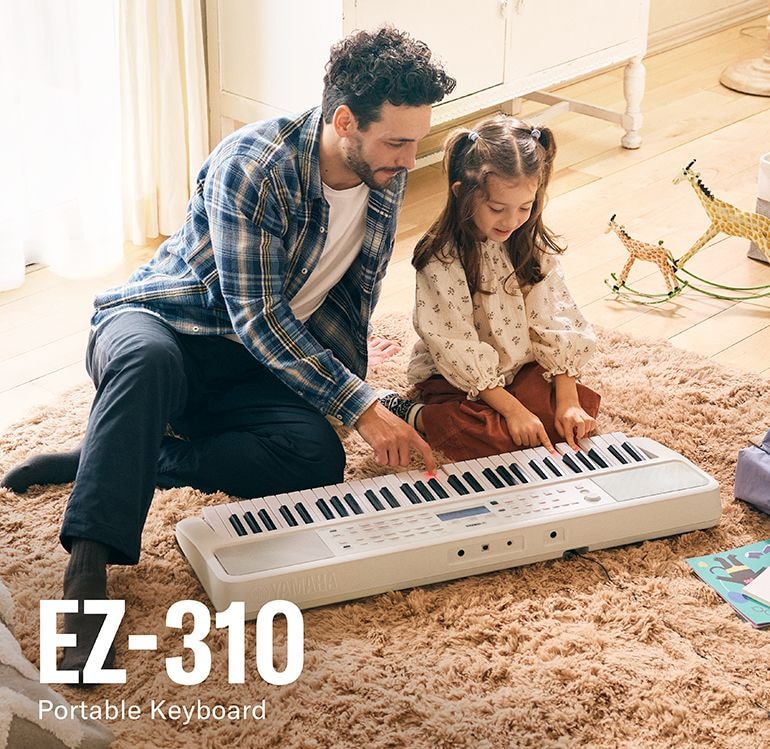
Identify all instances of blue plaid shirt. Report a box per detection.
[93,108,406,425]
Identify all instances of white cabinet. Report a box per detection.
[206,0,649,156]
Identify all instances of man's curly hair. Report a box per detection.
[322,27,456,129]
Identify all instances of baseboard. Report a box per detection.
[648,2,768,55]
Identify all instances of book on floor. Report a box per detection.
[686,539,770,628]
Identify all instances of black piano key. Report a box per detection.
[294,503,313,524]
[228,514,248,536]
[329,496,350,517]
[462,471,484,492]
[315,498,334,520]
[414,481,436,502]
[495,465,517,486]
[543,456,563,477]
[257,508,278,531]
[528,460,548,480]
[508,463,530,483]
[279,505,299,527]
[587,448,608,469]
[561,454,583,473]
[481,468,504,488]
[447,474,470,495]
[622,441,645,462]
[243,511,262,533]
[575,451,596,471]
[400,483,422,504]
[364,489,385,511]
[343,493,364,515]
[428,478,450,498]
[380,487,401,508]
[607,445,629,464]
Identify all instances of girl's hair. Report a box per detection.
[412,116,563,293]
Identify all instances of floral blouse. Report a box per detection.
[407,241,596,398]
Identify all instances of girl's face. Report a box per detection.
[469,174,539,243]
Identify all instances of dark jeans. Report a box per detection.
[60,311,346,564]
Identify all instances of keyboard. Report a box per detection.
[175,433,721,617]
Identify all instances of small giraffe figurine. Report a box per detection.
[674,159,770,268]
[606,214,680,294]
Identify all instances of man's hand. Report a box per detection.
[367,337,402,367]
[355,401,436,472]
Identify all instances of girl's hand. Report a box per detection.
[554,404,596,451]
[503,405,555,453]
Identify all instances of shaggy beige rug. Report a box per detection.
[2,316,770,749]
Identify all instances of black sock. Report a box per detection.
[60,538,114,684]
[1,446,81,492]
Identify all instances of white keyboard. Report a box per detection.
[175,433,721,617]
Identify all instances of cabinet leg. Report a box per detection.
[621,56,645,149]
[501,98,523,116]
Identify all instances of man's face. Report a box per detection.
[342,102,432,190]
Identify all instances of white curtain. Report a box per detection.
[0,0,208,291]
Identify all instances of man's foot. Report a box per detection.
[367,337,402,367]
[378,391,424,432]
[1,447,81,492]
[60,539,114,684]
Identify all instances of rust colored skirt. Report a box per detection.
[415,362,601,462]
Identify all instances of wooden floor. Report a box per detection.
[1,21,769,435]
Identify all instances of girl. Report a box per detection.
[381,116,599,461]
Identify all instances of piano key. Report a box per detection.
[584,436,623,467]
[446,473,471,495]
[242,510,263,533]
[574,450,597,471]
[228,513,248,536]
[399,483,423,505]
[293,503,313,525]
[464,459,507,492]
[259,495,294,530]
[328,495,350,518]
[601,433,636,465]
[481,466,505,489]
[203,506,237,537]
[427,477,450,498]
[278,505,300,527]
[413,480,438,502]
[503,452,536,483]
[554,450,583,474]
[461,470,484,493]
[363,488,386,511]
[315,497,335,520]
[521,448,549,480]
[342,492,365,515]
[610,432,648,462]
[494,464,518,486]
[294,489,326,523]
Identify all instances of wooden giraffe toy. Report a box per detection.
[673,159,770,268]
[606,214,680,294]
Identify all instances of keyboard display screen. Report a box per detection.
[437,506,491,522]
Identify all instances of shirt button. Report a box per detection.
[192,326,200,332]
[320,227,326,233]
[337,414,343,421]
[301,268,308,275]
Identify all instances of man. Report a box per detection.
[2,27,455,677]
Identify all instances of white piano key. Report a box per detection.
[429,466,468,498]
[578,437,616,468]
[463,459,504,492]
[505,451,540,483]
[294,489,327,523]
[203,505,236,537]
[530,446,566,477]
[606,432,647,462]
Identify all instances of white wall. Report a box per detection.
[648,0,767,53]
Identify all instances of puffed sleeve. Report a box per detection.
[412,256,507,398]
[524,253,596,380]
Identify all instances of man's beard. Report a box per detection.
[344,136,404,191]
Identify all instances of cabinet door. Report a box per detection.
[352,0,507,102]
[218,0,344,114]
[507,0,643,80]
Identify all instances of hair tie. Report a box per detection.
[531,127,541,142]
[468,130,479,143]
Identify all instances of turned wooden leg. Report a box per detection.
[621,56,645,149]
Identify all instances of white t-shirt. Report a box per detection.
[290,181,369,322]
